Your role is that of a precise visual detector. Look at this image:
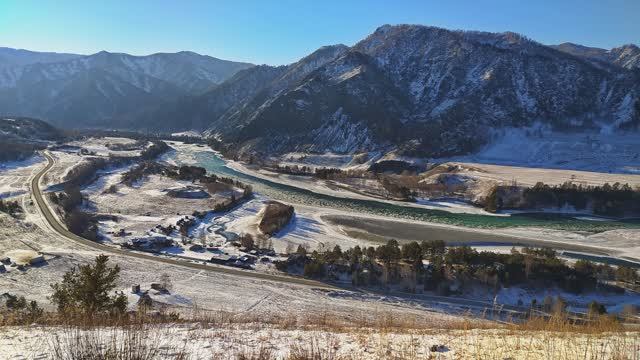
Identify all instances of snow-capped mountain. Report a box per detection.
[0,49,253,128]
[2,25,638,159]
[210,25,639,158]
[131,44,349,132]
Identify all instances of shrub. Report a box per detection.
[1,293,43,324]
[588,301,607,317]
[0,199,21,216]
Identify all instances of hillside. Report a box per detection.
[215,25,639,158]
[551,42,640,69]
[0,116,63,161]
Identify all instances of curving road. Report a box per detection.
[30,151,548,317]
[30,151,336,289]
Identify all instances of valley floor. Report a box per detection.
[2,137,640,351]
[0,140,475,322]
[216,146,640,263]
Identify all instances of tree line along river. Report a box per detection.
[186,151,640,233]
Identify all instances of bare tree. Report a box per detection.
[198,228,207,247]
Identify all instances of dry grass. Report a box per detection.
[48,323,189,360]
[2,308,639,359]
[31,323,640,359]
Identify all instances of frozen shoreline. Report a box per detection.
[166,142,640,262]
[225,159,499,216]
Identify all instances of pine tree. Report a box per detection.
[50,255,127,316]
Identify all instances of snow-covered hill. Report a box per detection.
[212,25,640,158]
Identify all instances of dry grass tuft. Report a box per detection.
[2,307,640,359]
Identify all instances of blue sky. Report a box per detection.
[0,0,638,65]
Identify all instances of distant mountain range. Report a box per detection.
[0,47,81,70]
[0,49,253,128]
[1,25,639,158]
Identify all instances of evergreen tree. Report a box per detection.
[50,255,127,316]
[375,239,401,288]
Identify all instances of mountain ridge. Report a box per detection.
[1,25,638,160]
[212,24,639,158]
[0,48,254,128]
[550,42,640,69]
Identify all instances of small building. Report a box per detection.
[129,236,173,251]
[0,257,10,265]
[209,254,232,265]
[29,255,45,265]
[150,283,163,291]
[239,255,257,264]
[131,284,141,294]
[189,244,204,251]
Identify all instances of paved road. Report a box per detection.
[31,151,336,289]
[30,151,546,318]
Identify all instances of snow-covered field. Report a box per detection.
[45,151,82,186]
[278,151,362,169]
[445,161,640,188]
[65,136,144,157]
[88,172,362,258]
[496,226,640,263]
[1,323,638,359]
[443,129,640,175]
[494,286,640,314]
[0,155,45,200]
